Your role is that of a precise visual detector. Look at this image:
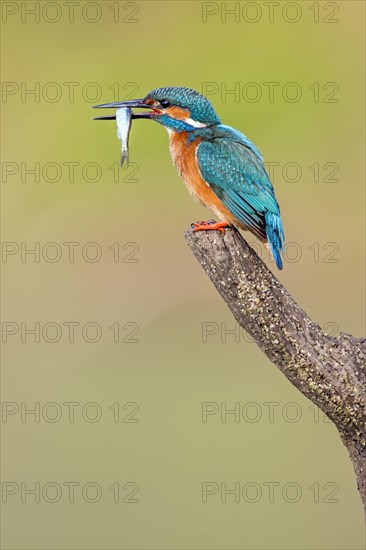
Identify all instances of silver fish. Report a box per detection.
[116,107,132,167]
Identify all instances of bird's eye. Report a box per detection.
[160,99,171,108]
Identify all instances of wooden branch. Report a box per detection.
[185,226,366,518]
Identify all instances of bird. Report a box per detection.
[93,86,285,269]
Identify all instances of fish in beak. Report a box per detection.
[116,107,131,167]
[92,99,158,167]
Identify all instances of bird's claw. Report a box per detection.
[192,220,229,233]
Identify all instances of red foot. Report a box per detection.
[192,220,229,233]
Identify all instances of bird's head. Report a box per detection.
[93,86,221,132]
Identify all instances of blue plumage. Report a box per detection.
[196,128,284,269]
[147,87,221,125]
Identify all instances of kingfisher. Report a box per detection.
[93,86,285,269]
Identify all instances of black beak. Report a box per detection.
[92,99,156,120]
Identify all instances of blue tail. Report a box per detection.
[265,212,285,270]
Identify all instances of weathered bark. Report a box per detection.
[185,226,366,517]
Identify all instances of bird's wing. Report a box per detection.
[196,138,281,241]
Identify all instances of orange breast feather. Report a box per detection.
[169,132,238,225]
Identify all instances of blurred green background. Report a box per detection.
[1,1,365,548]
